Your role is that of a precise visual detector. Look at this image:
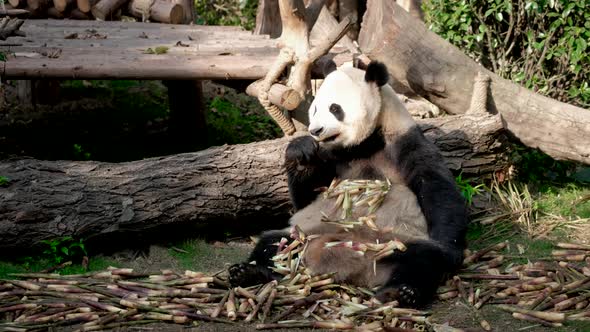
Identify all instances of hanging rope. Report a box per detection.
[257,48,296,135]
[467,71,491,114]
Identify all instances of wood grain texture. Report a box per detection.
[359,0,590,164]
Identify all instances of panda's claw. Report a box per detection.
[375,284,420,308]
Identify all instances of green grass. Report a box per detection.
[206,96,282,145]
[466,221,555,263]
[168,239,249,273]
[536,183,590,219]
[0,257,119,279]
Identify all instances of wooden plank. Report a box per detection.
[1,54,278,80]
[0,19,352,80]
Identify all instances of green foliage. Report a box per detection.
[0,51,6,62]
[537,183,590,218]
[0,176,9,186]
[424,0,590,107]
[143,46,169,55]
[455,172,485,205]
[73,144,91,160]
[509,145,577,183]
[41,236,88,265]
[206,96,282,145]
[194,0,257,30]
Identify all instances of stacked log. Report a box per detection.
[7,0,187,23]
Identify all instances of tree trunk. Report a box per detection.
[358,0,590,165]
[254,0,281,38]
[172,0,192,24]
[52,0,72,12]
[8,0,26,9]
[76,0,96,13]
[0,113,506,251]
[149,0,183,24]
[91,0,127,20]
[70,7,91,19]
[47,6,65,17]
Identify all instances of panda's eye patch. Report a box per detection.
[329,103,344,121]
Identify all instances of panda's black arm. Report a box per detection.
[285,135,337,211]
[387,126,469,267]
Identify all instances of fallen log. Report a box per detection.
[358,0,590,165]
[0,113,506,251]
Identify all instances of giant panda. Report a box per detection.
[228,61,469,308]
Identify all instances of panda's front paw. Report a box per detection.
[228,263,272,288]
[286,136,319,165]
[376,284,420,308]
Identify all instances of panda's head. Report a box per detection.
[307,61,389,148]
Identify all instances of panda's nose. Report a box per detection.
[310,127,324,136]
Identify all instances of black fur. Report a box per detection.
[229,63,468,308]
[329,103,345,121]
[229,230,292,287]
[387,125,468,268]
[364,61,389,87]
[284,130,386,211]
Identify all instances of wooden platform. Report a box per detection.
[0,19,282,80]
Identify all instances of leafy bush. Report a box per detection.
[423,0,590,108]
[194,0,257,30]
[41,236,88,265]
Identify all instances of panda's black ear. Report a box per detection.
[364,61,389,87]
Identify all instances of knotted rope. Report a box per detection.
[257,48,296,135]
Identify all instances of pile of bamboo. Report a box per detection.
[2,238,588,332]
[5,0,191,24]
[439,242,590,328]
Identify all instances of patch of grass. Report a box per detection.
[0,256,118,279]
[0,176,8,186]
[455,172,485,205]
[536,183,590,219]
[206,96,282,146]
[168,239,248,273]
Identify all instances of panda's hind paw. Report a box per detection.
[228,263,273,288]
[375,284,420,308]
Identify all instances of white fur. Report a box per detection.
[308,66,414,148]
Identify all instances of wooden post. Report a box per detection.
[163,80,208,150]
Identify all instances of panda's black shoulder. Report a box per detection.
[387,125,457,187]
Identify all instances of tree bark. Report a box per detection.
[91,0,127,20]
[358,0,590,165]
[76,0,96,13]
[8,0,27,9]
[149,0,183,24]
[52,0,72,12]
[0,113,506,251]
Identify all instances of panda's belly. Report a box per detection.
[288,152,428,243]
